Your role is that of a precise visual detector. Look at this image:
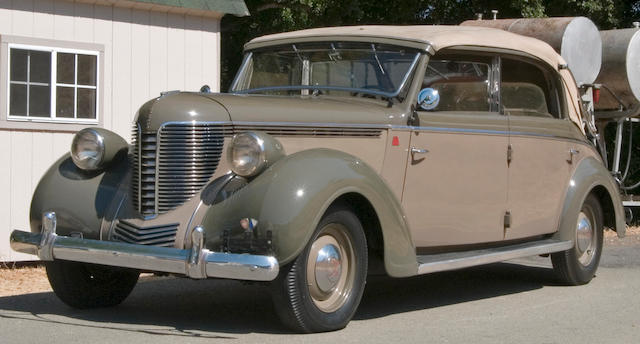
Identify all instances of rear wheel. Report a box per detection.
[271,205,368,333]
[551,194,603,285]
[46,260,139,308]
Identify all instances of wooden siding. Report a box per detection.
[0,0,222,261]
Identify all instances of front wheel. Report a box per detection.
[551,193,604,285]
[270,205,368,333]
[46,260,140,308]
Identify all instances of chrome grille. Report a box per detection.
[130,125,139,211]
[157,123,227,212]
[112,220,178,247]
[131,123,227,216]
[131,126,158,217]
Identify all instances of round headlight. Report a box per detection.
[228,132,266,177]
[71,128,105,170]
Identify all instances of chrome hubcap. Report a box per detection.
[315,244,342,293]
[306,224,355,313]
[576,211,596,266]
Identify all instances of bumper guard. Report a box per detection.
[10,212,279,281]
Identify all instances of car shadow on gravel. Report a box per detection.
[0,262,559,336]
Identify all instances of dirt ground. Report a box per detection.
[1,227,638,297]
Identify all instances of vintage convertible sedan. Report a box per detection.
[11,25,626,332]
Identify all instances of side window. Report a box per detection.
[501,58,563,119]
[419,57,491,112]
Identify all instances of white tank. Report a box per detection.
[461,17,602,85]
[595,28,640,111]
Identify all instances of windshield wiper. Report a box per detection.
[371,44,386,75]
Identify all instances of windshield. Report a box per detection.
[230,42,421,99]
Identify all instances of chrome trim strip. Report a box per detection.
[417,239,573,275]
[234,121,389,129]
[408,125,510,136]
[390,125,591,145]
[10,224,279,282]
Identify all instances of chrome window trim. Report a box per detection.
[229,52,253,92]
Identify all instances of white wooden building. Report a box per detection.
[0,0,248,261]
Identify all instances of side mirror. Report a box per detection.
[200,84,211,93]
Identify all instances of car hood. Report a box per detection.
[134,92,399,133]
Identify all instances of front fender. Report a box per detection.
[199,149,417,277]
[553,156,625,242]
[29,153,128,239]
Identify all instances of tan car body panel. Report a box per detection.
[505,117,589,240]
[401,112,509,247]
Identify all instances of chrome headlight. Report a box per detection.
[228,132,284,177]
[71,128,127,171]
[71,128,105,170]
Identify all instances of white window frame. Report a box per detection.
[6,43,100,125]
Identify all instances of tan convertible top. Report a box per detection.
[247,25,584,131]
[247,25,565,69]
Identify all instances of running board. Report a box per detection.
[417,239,573,275]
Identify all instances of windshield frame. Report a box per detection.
[229,44,422,99]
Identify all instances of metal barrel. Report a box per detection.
[595,28,640,111]
[461,17,602,85]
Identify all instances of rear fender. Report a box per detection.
[553,156,625,242]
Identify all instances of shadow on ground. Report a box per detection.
[0,262,560,337]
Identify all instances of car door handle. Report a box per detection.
[411,147,429,155]
[567,149,580,164]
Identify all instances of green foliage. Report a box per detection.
[221,1,640,89]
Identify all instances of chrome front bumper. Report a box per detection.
[10,212,279,281]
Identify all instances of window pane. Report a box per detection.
[30,50,51,83]
[77,88,96,119]
[501,59,556,118]
[57,53,75,84]
[56,86,75,118]
[9,84,27,116]
[10,49,28,82]
[421,59,490,112]
[29,85,51,116]
[77,54,97,86]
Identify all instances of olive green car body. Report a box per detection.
[26,26,625,279]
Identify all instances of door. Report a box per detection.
[502,57,573,240]
[402,55,508,248]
